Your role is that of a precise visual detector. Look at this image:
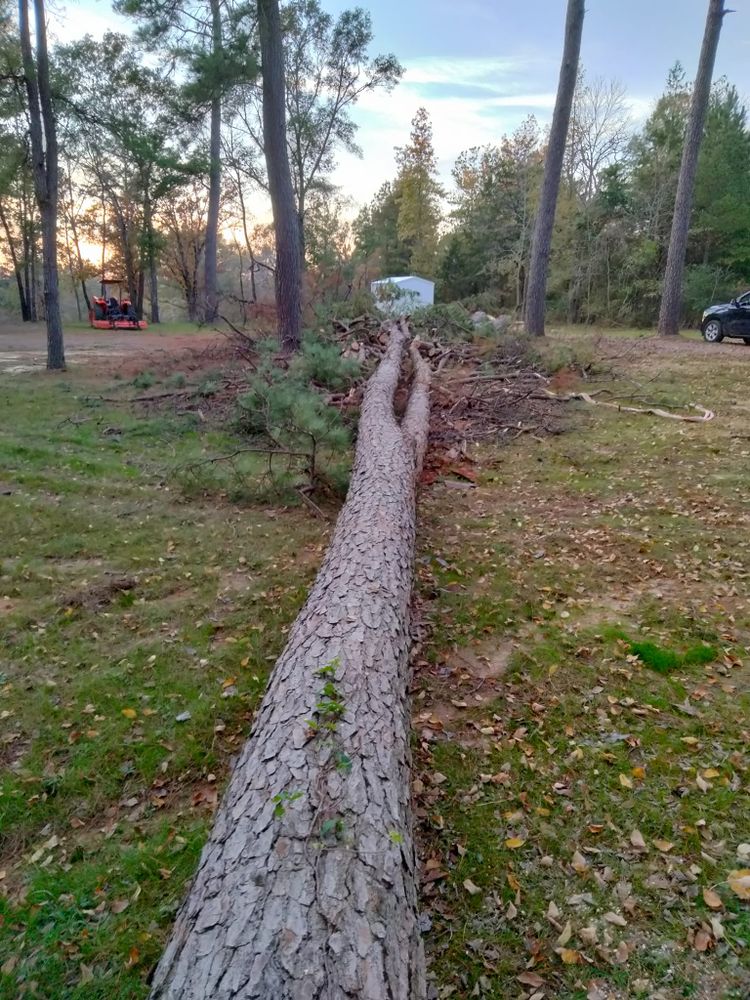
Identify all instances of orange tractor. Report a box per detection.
[89,277,148,330]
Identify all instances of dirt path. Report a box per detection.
[0,323,224,375]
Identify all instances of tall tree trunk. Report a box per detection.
[69,253,82,321]
[111,195,138,313]
[30,222,38,321]
[0,201,30,320]
[236,175,258,303]
[61,207,82,321]
[137,268,145,320]
[258,0,302,352]
[235,237,248,324]
[658,0,727,337]
[202,0,222,324]
[22,217,31,320]
[524,0,585,337]
[150,322,430,1000]
[144,197,160,324]
[65,167,90,312]
[149,254,159,324]
[19,0,65,368]
[100,191,106,279]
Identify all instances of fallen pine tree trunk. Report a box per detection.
[151,320,430,1000]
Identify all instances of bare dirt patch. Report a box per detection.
[413,637,519,745]
[59,574,137,611]
[450,638,515,680]
[0,323,227,377]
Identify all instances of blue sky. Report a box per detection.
[61,0,750,207]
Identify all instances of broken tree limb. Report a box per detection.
[151,320,430,1000]
[538,389,715,422]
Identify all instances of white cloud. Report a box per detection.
[626,95,656,123]
[53,1,130,44]
[332,55,558,209]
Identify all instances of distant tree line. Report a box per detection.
[355,56,745,330]
[0,0,736,356]
[0,0,401,363]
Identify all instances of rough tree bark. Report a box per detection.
[144,195,160,324]
[524,0,585,337]
[258,0,302,353]
[19,0,65,368]
[658,0,727,337]
[150,322,430,1000]
[202,0,222,325]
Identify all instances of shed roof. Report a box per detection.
[371,275,434,285]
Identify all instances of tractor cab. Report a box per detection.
[89,278,147,330]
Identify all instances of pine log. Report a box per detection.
[150,321,430,999]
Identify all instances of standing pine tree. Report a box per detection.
[202,0,222,324]
[524,0,585,336]
[395,107,443,278]
[258,0,302,352]
[658,0,728,336]
[18,0,64,369]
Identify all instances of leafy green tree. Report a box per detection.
[436,231,483,301]
[159,179,208,322]
[115,0,257,322]
[444,117,542,308]
[692,81,750,278]
[227,0,401,262]
[303,190,355,303]
[353,180,411,277]
[395,107,443,277]
[55,33,199,320]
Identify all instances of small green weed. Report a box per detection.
[132,370,156,389]
[272,789,304,819]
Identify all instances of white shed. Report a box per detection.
[371,275,435,313]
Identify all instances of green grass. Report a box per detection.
[3,332,750,998]
[629,639,718,674]
[416,333,750,999]
[0,372,326,998]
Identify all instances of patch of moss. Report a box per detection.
[629,639,717,674]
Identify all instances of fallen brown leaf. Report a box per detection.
[572,850,589,874]
[702,887,723,911]
[653,839,674,853]
[630,829,647,851]
[728,869,750,900]
[557,920,573,946]
[517,971,546,988]
[555,947,581,965]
